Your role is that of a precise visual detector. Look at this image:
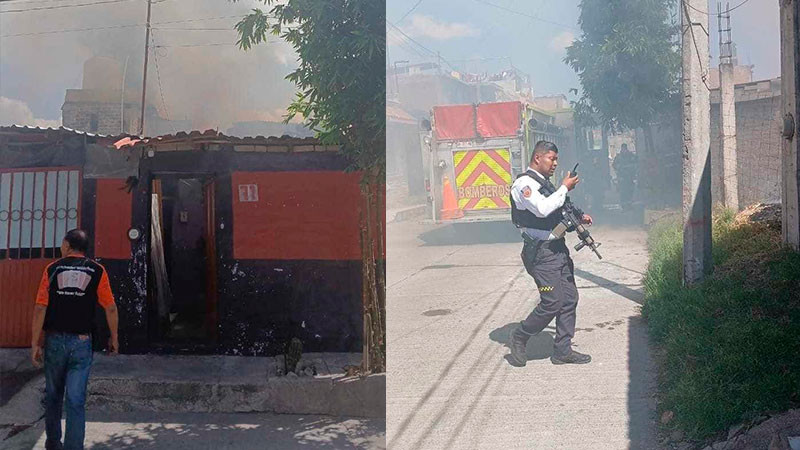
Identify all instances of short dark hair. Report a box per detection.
[64,229,89,253]
[530,140,558,164]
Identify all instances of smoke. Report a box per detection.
[0,96,62,128]
[0,0,299,132]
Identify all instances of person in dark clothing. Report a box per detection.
[507,141,594,366]
[31,229,119,450]
[612,143,638,210]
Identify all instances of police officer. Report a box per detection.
[507,141,593,366]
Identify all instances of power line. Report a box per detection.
[387,21,458,72]
[1,14,253,37]
[152,27,236,31]
[387,28,429,59]
[386,22,435,57]
[681,0,711,91]
[1,23,142,37]
[685,0,753,16]
[0,0,138,13]
[0,0,94,4]
[474,0,578,31]
[150,33,176,134]
[152,14,264,25]
[396,0,422,24]
[153,42,254,48]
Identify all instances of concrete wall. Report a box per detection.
[386,120,425,206]
[710,81,783,207]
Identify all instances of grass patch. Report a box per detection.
[641,207,800,440]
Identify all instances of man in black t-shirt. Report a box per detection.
[31,229,119,450]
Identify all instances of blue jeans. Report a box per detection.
[44,332,93,450]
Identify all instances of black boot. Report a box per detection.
[550,349,592,365]
[508,325,531,366]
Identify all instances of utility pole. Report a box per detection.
[681,0,712,285]
[718,2,739,211]
[138,0,152,136]
[780,0,800,249]
[393,60,408,101]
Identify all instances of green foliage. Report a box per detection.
[235,0,386,175]
[642,214,800,440]
[565,0,681,131]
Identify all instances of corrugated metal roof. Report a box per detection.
[0,124,124,139]
[113,129,335,154]
[1,125,332,153]
[115,129,322,147]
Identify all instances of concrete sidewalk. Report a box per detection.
[2,411,385,449]
[388,204,427,223]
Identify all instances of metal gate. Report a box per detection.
[0,167,81,347]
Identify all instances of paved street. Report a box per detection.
[2,412,385,449]
[386,215,659,449]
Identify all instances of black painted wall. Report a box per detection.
[124,146,365,356]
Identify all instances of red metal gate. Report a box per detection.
[0,167,81,347]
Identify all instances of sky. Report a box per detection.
[0,0,299,131]
[0,0,782,129]
[386,0,781,100]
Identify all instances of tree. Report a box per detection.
[235,0,386,372]
[564,0,681,153]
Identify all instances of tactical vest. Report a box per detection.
[43,257,105,334]
[510,170,564,231]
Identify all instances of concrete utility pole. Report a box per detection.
[780,0,800,250]
[718,2,739,211]
[138,0,152,136]
[681,0,713,285]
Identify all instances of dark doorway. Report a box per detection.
[148,175,217,350]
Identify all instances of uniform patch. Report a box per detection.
[522,186,532,198]
[538,285,554,292]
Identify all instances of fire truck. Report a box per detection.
[420,100,571,224]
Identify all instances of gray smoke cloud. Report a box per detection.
[0,0,299,131]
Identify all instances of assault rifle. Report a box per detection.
[539,163,603,260]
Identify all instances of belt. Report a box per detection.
[522,233,565,247]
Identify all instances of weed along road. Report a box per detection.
[386,217,659,449]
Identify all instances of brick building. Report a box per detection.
[61,56,188,136]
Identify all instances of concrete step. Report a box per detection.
[1,352,385,422]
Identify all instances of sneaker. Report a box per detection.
[550,350,592,365]
[507,326,530,366]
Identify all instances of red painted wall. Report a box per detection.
[232,171,364,261]
[0,259,52,347]
[94,178,132,259]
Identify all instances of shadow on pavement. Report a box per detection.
[10,412,384,449]
[489,323,555,364]
[418,223,522,247]
[1,370,41,407]
[574,268,645,305]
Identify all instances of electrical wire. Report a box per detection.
[685,0,753,16]
[152,27,236,31]
[0,0,138,13]
[150,32,176,134]
[1,22,142,37]
[396,0,422,24]
[152,14,268,25]
[474,0,578,31]
[681,0,711,91]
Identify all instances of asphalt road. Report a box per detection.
[386,216,659,449]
